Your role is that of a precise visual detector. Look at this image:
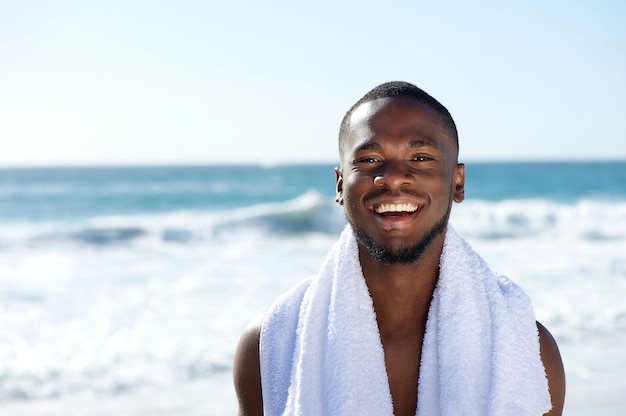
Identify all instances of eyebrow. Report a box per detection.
[354,138,439,153]
[354,142,381,152]
[409,139,439,149]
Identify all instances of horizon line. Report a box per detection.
[1,157,625,170]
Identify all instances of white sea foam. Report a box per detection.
[0,194,625,403]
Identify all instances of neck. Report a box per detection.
[359,232,444,327]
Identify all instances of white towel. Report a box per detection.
[260,225,551,415]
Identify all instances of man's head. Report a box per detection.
[335,81,465,265]
[338,81,458,165]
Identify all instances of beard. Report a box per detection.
[349,199,452,265]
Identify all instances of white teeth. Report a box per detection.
[374,203,418,214]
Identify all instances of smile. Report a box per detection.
[372,203,419,215]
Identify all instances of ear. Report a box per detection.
[452,163,465,203]
[335,167,344,205]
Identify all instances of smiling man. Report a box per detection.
[234,81,565,416]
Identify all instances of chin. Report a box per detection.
[349,209,450,266]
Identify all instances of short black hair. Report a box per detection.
[338,81,458,157]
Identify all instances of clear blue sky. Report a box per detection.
[1,0,624,166]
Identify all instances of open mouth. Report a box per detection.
[372,203,419,216]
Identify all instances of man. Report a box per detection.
[234,81,565,415]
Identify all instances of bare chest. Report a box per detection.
[381,330,424,416]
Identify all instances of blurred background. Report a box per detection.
[1,1,625,414]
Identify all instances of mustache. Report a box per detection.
[363,188,421,205]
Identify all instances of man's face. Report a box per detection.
[336,96,465,264]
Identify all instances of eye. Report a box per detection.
[355,156,381,164]
[410,155,432,162]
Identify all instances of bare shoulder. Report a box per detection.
[536,321,565,416]
[233,314,265,416]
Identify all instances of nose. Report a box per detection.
[373,160,414,189]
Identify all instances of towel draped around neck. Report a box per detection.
[260,225,551,415]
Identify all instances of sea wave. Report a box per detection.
[1,194,625,250]
[1,193,625,401]
[0,345,233,400]
[452,198,626,241]
[0,192,344,249]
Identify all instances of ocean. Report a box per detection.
[1,162,625,415]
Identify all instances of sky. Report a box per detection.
[0,0,624,167]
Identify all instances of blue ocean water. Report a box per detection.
[0,161,625,409]
[0,165,337,222]
[1,162,625,223]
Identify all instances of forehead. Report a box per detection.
[347,96,451,144]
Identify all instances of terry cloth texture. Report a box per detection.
[260,225,551,415]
